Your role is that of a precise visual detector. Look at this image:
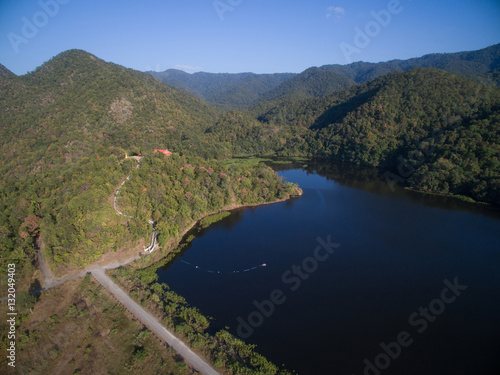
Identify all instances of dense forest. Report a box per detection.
[0,49,223,172]
[116,153,299,254]
[2,49,500,280]
[1,48,499,285]
[320,42,500,85]
[1,44,499,375]
[0,51,290,287]
[260,67,356,102]
[0,149,298,280]
[146,43,500,109]
[256,69,500,204]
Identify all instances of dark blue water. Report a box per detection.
[158,160,500,375]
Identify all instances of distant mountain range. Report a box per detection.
[319,43,500,84]
[147,69,295,109]
[260,67,356,103]
[1,44,499,206]
[147,43,500,109]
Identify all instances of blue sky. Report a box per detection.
[0,0,499,75]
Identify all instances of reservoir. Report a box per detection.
[157,159,500,375]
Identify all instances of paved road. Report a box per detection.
[32,253,220,375]
[91,268,220,375]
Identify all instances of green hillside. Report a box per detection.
[260,68,500,204]
[261,67,356,102]
[2,50,499,290]
[0,64,16,79]
[0,50,294,284]
[321,43,500,84]
[0,49,229,178]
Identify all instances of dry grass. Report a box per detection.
[0,275,196,375]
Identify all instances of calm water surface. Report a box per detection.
[158,160,500,375]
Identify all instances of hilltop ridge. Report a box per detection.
[145,43,500,109]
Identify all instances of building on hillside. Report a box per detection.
[154,149,172,156]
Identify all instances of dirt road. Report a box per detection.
[38,250,141,290]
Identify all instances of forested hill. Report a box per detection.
[256,44,500,108]
[0,64,16,79]
[261,67,356,102]
[320,43,500,85]
[260,68,500,204]
[2,50,499,206]
[0,49,296,285]
[1,49,499,291]
[147,69,296,109]
[0,49,231,180]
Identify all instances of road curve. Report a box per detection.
[90,268,220,375]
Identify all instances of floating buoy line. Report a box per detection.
[178,259,267,274]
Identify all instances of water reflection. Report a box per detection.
[267,158,500,218]
[157,158,500,375]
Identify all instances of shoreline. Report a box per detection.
[128,187,304,270]
[402,185,496,206]
[298,156,497,208]
[38,187,303,285]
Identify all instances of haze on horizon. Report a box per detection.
[0,0,499,76]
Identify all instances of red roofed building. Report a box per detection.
[154,149,172,156]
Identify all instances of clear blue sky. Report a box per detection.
[0,0,499,75]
